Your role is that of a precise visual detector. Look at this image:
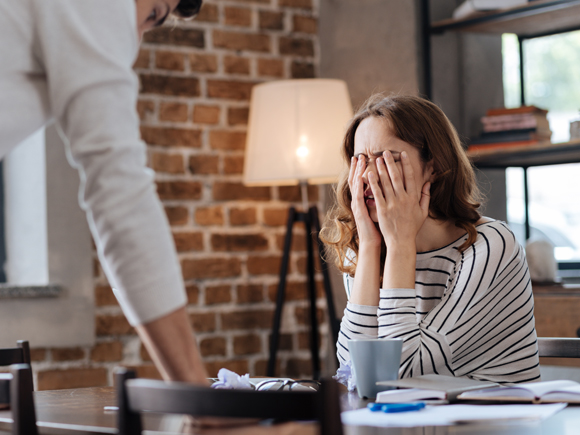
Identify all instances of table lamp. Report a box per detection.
[243,79,353,378]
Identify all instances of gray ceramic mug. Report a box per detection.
[348,338,403,399]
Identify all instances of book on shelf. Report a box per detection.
[470,129,551,145]
[452,0,528,20]
[468,140,547,154]
[481,114,550,132]
[375,374,499,404]
[486,105,548,117]
[457,379,580,404]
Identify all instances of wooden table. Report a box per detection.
[1,387,580,434]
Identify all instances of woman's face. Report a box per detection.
[353,116,434,223]
[135,0,180,39]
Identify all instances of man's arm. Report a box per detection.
[136,306,209,384]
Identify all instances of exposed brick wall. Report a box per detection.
[30,0,328,390]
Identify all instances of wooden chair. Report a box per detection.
[0,341,31,366]
[115,368,343,435]
[537,337,580,358]
[9,364,38,435]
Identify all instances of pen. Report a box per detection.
[367,402,426,413]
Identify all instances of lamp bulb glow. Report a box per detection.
[296,146,309,158]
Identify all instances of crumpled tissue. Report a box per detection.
[210,368,253,390]
[333,359,356,392]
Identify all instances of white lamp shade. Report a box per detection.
[243,79,353,186]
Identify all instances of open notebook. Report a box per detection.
[458,379,580,404]
[376,374,499,403]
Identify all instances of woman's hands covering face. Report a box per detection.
[348,155,382,248]
[368,151,431,248]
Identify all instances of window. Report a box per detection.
[503,31,580,281]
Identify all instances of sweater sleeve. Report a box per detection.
[378,223,538,381]
[31,0,187,325]
[336,273,379,365]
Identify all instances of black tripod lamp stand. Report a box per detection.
[242,79,353,379]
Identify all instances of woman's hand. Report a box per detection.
[369,151,430,249]
[348,155,382,248]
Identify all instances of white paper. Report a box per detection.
[341,403,566,427]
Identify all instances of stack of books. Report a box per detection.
[468,106,552,154]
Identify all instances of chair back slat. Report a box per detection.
[538,337,580,358]
[116,368,343,435]
[10,364,38,435]
[0,349,25,366]
[126,379,318,419]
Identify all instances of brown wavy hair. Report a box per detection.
[321,94,482,277]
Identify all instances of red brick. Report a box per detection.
[216,0,269,3]
[224,155,244,175]
[189,53,218,73]
[173,231,204,252]
[150,152,184,174]
[295,306,324,326]
[95,285,118,307]
[275,231,307,252]
[190,312,217,333]
[159,102,188,122]
[141,126,201,148]
[233,334,262,355]
[220,309,273,330]
[291,61,315,78]
[51,347,84,362]
[165,206,189,226]
[155,51,185,71]
[193,105,220,124]
[37,368,108,391]
[213,30,270,53]
[237,284,264,304]
[200,337,227,356]
[205,360,249,378]
[195,206,224,226]
[182,258,242,279]
[207,80,256,101]
[211,234,268,252]
[268,333,293,351]
[230,207,256,225]
[96,314,134,336]
[224,7,252,27]
[186,284,199,305]
[196,3,219,22]
[210,131,246,150]
[136,100,155,121]
[206,285,232,305]
[279,37,314,56]
[224,56,251,75]
[278,184,318,202]
[90,341,123,362]
[227,107,249,125]
[157,181,203,200]
[279,0,312,9]
[140,74,200,97]
[257,58,284,77]
[213,182,270,201]
[247,255,281,275]
[254,359,281,377]
[293,15,317,33]
[134,49,150,69]
[263,208,288,226]
[143,27,205,47]
[298,331,322,351]
[259,11,284,30]
[30,349,46,362]
[129,364,162,380]
[189,155,219,174]
[267,281,309,301]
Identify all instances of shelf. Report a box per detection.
[431,0,580,37]
[468,139,580,168]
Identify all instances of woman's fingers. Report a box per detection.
[400,151,417,196]
[348,156,356,188]
[382,151,405,195]
[419,181,431,217]
[367,171,386,209]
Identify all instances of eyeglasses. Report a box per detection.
[254,379,321,392]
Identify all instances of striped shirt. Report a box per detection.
[337,220,541,383]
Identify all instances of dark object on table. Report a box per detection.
[537,337,580,358]
[115,368,343,435]
[10,364,38,435]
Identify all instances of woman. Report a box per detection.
[323,95,540,384]
[0,0,207,384]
